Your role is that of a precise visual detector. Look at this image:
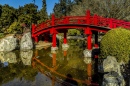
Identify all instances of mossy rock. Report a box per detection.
[100,28,130,63]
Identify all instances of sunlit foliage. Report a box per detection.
[100,28,130,63]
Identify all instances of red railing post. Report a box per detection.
[113,23,117,28]
[65,17,69,24]
[86,10,90,24]
[85,10,92,50]
[52,14,55,26]
[51,14,57,47]
[109,19,113,28]
[93,14,98,25]
[31,23,36,37]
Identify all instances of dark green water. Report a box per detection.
[0,41,100,86]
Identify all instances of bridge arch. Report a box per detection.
[32,10,130,50]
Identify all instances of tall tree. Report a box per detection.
[0,4,16,32]
[17,3,38,26]
[38,0,48,23]
[53,0,72,17]
[0,5,2,17]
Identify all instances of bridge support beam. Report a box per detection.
[62,32,69,51]
[94,31,98,48]
[83,28,92,58]
[52,33,57,47]
[87,34,92,50]
[85,28,92,50]
[51,33,58,53]
[63,32,67,44]
[94,31,99,58]
[34,37,38,43]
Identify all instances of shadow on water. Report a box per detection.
[61,74,78,86]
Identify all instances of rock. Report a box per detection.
[102,71,125,86]
[20,32,33,50]
[20,50,33,65]
[0,34,17,51]
[103,56,119,73]
[0,51,17,64]
[102,56,125,86]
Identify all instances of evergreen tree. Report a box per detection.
[0,4,16,32]
[73,0,82,4]
[38,0,48,23]
[53,0,72,17]
[0,5,2,17]
[17,3,38,26]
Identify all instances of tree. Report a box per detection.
[70,0,130,20]
[100,28,130,63]
[53,0,72,17]
[0,4,16,32]
[37,0,48,23]
[0,5,2,17]
[17,3,38,27]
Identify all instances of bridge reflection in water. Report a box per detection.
[32,49,99,86]
[0,46,100,86]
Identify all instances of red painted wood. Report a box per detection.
[63,32,67,44]
[85,28,92,34]
[34,37,38,43]
[86,10,90,24]
[31,24,36,37]
[93,14,98,25]
[52,33,57,47]
[52,14,55,26]
[32,10,130,43]
[109,19,113,28]
[87,33,92,50]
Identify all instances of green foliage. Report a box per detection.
[53,0,72,17]
[100,28,130,63]
[37,0,48,23]
[0,4,16,29]
[0,5,2,17]
[17,3,38,25]
[68,29,81,35]
[0,33,5,38]
[7,22,18,33]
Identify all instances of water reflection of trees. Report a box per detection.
[0,39,98,85]
[0,50,37,85]
[37,45,87,78]
[32,40,96,85]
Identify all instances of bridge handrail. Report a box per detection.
[32,10,130,35]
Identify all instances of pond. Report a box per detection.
[0,39,123,86]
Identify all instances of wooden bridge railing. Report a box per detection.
[32,10,130,37]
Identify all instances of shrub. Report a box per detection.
[100,28,130,63]
[68,29,81,36]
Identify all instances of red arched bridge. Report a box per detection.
[32,10,130,50]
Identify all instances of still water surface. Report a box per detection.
[0,42,100,86]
